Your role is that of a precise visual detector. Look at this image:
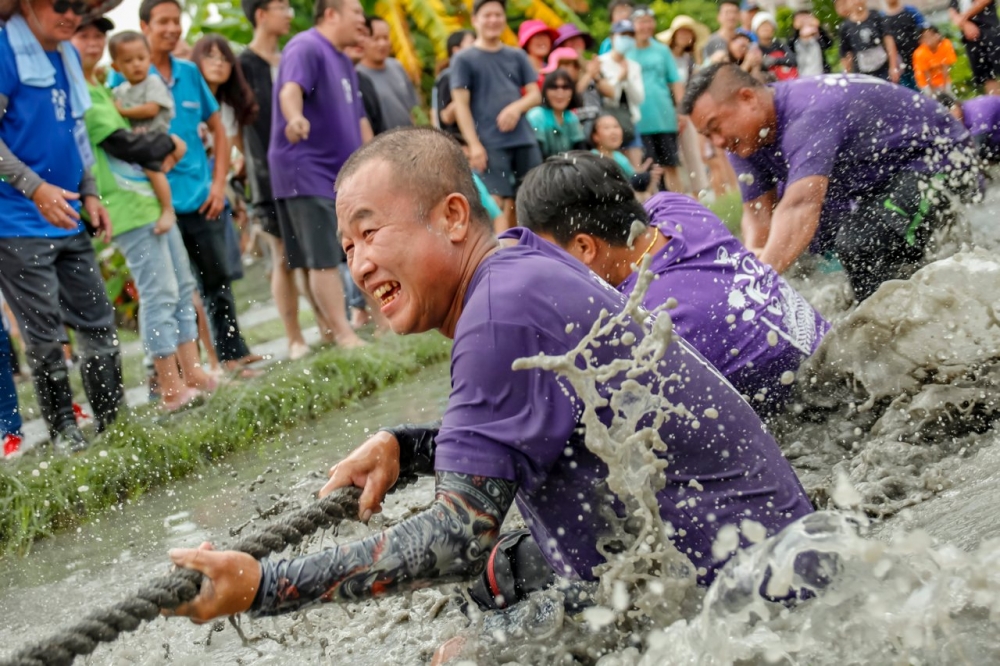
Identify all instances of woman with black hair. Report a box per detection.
[526,68,587,159]
[589,113,661,201]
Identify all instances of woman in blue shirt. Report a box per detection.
[526,69,587,159]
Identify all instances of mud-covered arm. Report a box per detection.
[251,471,517,615]
[381,421,441,476]
[0,94,45,198]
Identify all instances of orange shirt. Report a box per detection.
[912,39,957,89]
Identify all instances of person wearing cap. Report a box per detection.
[518,18,556,73]
[72,15,220,414]
[659,14,712,197]
[552,22,612,134]
[740,0,760,33]
[450,0,542,231]
[704,0,744,63]
[752,11,798,81]
[0,0,123,452]
[597,0,635,54]
[882,0,926,90]
[631,4,686,193]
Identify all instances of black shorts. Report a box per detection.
[255,201,281,238]
[275,196,345,270]
[834,171,951,302]
[641,132,680,167]
[964,27,1000,86]
[479,144,543,199]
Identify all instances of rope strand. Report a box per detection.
[1,479,416,666]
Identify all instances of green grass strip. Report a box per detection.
[0,333,451,556]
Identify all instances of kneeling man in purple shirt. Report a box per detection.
[684,64,980,302]
[165,128,813,624]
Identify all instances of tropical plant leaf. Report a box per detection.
[375,0,424,82]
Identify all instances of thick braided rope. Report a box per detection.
[0,483,387,666]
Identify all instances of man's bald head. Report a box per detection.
[680,63,763,116]
[336,127,492,229]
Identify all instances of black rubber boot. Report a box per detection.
[80,351,124,433]
[27,343,78,439]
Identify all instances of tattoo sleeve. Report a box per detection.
[251,471,517,616]
[381,422,441,476]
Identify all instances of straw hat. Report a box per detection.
[1,0,124,23]
[656,15,710,52]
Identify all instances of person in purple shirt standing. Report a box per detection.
[937,91,1000,165]
[268,0,369,349]
[516,151,829,414]
[166,128,814,625]
[683,63,980,303]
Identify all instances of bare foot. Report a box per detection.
[161,387,202,413]
[350,307,371,329]
[153,209,176,235]
[289,341,310,361]
[336,332,368,349]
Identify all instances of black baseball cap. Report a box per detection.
[77,15,115,32]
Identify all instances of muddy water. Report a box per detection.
[3,191,1000,666]
[0,364,470,665]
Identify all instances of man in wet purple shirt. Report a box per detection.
[939,92,1000,164]
[267,0,368,348]
[167,128,813,624]
[683,63,980,302]
[516,152,829,415]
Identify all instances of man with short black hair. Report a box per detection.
[343,17,386,136]
[166,127,814,624]
[683,63,980,302]
[357,15,417,130]
[516,152,828,413]
[268,0,369,349]
[450,0,542,231]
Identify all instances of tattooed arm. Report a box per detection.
[381,422,441,476]
[251,472,517,616]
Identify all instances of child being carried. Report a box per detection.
[109,31,176,235]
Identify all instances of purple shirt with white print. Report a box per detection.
[268,28,364,200]
[436,232,813,585]
[728,74,975,252]
[617,193,830,412]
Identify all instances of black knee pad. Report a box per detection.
[469,529,556,612]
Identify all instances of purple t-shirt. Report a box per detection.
[962,95,1000,148]
[613,193,829,411]
[435,232,813,584]
[729,74,974,251]
[268,29,364,200]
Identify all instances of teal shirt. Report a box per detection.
[631,41,681,134]
[526,107,585,159]
[109,57,220,214]
[593,149,636,178]
[474,173,502,221]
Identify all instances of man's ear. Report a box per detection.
[442,192,473,242]
[570,233,600,267]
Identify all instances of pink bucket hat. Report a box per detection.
[540,46,581,74]
[518,19,559,49]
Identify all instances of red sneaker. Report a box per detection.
[3,433,22,459]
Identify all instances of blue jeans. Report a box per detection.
[0,323,21,437]
[115,224,199,358]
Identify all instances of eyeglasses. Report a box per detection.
[631,7,655,18]
[202,52,231,64]
[52,0,88,15]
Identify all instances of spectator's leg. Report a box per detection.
[480,148,516,232]
[56,232,123,433]
[0,237,77,439]
[0,323,21,439]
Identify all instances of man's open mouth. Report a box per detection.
[373,281,401,307]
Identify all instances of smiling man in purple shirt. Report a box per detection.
[516,151,829,415]
[684,63,980,302]
[166,128,813,625]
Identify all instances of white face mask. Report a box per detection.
[612,34,636,54]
